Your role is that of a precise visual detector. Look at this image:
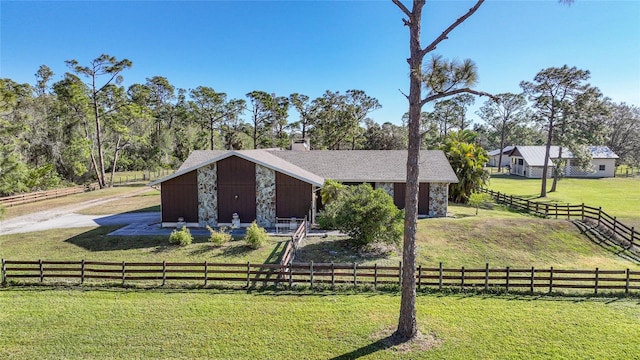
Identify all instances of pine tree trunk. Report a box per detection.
[395,0,424,341]
[540,119,554,197]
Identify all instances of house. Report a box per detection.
[507,146,618,178]
[149,147,459,228]
[487,146,514,168]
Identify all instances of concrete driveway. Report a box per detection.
[0,211,165,236]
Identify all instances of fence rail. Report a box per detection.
[0,183,98,207]
[481,189,638,249]
[2,259,639,295]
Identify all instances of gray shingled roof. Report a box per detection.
[269,150,458,183]
[150,149,459,186]
[510,146,618,166]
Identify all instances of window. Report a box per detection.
[518,159,524,165]
[599,164,606,171]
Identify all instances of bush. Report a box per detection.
[243,221,268,249]
[319,183,403,248]
[207,225,231,246]
[169,226,193,246]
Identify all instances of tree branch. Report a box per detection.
[392,0,412,19]
[398,88,409,100]
[421,88,496,107]
[420,0,485,57]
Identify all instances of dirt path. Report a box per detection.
[0,187,154,235]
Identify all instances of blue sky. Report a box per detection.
[1,0,639,125]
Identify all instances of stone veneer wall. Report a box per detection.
[197,163,218,227]
[375,182,394,198]
[428,182,448,217]
[255,165,276,227]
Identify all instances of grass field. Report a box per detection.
[1,289,639,359]
[488,174,640,228]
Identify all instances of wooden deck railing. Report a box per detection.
[280,218,308,266]
[2,259,639,295]
[481,189,638,249]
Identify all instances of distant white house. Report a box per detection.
[487,146,515,168]
[507,146,619,178]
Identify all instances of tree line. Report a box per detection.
[1,54,638,196]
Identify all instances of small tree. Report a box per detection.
[468,192,493,215]
[319,183,403,248]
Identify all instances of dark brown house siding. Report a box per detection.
[161,170,198,223]
[276,172,312,218]
[217,156,256,223]
[393,183,430,215]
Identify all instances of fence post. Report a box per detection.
[461,266,465,290]
[438,262,443,291]
[594,267,599,294]
[204,261,208,287]
[310,262,314,289]
[530,266,535,293]
[398,261,402,286]
[81,260,85,285]
[331,263,335,290]
[120,262,126,286]
[353,262,357,287]
[417,265,422,290]
[374,263,378,290]
[1,259,6,285]
[505,266,510,292]
[510,195,513,207]
[484,263,489,292]
[162,261,166,286]
[549,266,553,293]
[289,263,293,288]
[246,262,251,288]
[545,203,549,218]
[625,269,630,294]
[581,203,585,221]
[597,207,602,227]
[39,259,44,283]
[613,217,617,237]
[631,228,635,247]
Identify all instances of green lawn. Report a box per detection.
[0,226,287,264]
[3,203,639,272]
[298,203,640,271]
[1,289,638,359]
[488,175,640,228]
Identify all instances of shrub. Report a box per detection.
[319,183,403,248]
[169,226,193,246]
[243,221,268,249]
[207,225,231,246]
